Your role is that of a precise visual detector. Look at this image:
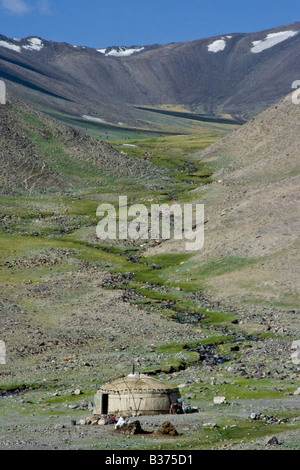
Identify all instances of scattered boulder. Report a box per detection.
[267,436,280,446]
[98,417,108,426]
[54,424,65,430]
[186,393,196,399]
[203,422,219,429]
[249,413,286,424]
[213,396,227,405]
[86,415,101,425]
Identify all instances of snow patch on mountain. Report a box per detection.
[23,38,44,52]
[0,41,21,53]
[82,115,107,123]
[208,38,226,53]
[251,30,298,53]
[0,37,44,53]
[97,46,145,57]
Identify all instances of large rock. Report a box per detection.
[267,436,279,446]
[213,396,227,405]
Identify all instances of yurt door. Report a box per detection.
[102,393,109,414]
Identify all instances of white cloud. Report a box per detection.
[1,0,51,15]
[1,0,30,15]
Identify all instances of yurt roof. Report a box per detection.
[99,374,178,394]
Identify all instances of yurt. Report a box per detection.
[94,373,181,416]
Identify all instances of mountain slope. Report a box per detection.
[0,96,163,195]
[0,23,300,130]
[145,92,300,316]
[194,92,300,310]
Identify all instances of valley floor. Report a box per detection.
[0,106,299,450]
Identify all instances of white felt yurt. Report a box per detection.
[94,373,180,416]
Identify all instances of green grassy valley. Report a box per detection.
[0,96,299,450]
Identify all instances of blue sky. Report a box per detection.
[0,0,299,48]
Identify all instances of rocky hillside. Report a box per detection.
[196,92,300,309]
[0,23,300,128]
[146,92,300,315]
[0,97,163,195]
